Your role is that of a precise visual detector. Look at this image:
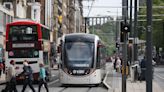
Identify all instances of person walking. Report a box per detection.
[2,60,18,92]
[140,56,146,81]
[38,63,49,92]
[0,62,3,78]
[116,57,121,72]
[20,60,35,92]
[2,58,5,74]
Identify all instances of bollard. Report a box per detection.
[134,66,138,81]
[130,66,135,82]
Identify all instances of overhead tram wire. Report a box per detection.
[83,5,164,9]
[87,0,95,17]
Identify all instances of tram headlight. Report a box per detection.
[63,68,72,75]
[68,70,73,75]
[85,69,90,74]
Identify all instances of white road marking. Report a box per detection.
[155,74,164,80]
[48,79,59,86]
[52,74,56,77]
[103,71,113,90]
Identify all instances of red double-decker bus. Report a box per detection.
[5,19,51,81]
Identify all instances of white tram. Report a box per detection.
[59,33,106,85]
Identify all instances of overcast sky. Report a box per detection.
[83,0,122,17]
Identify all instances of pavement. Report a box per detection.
[0,73,6,85]
[1,63,164,92]
[105,63,163,92]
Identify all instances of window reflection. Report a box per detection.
[65,42,94,68]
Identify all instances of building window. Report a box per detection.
[34,9,37,19]
[0,11,3,27]
[3,13,6,27]
[35,0,41,2]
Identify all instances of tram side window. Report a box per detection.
[97,47,101,68]
[100,47,106,66]
[97,46,106,68]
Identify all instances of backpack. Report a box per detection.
[45,70,49,76]
[23,66,33,80]
[45,69,50,81]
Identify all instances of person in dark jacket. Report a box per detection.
[140,56,146,80]
[0,62,3,77]
[20,60,35,92]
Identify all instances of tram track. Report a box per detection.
[86,87,92,92]
[57,83,107,92]
[58,87,68,92]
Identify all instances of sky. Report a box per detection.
[83,0,122,18]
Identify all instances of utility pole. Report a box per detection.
[146,0,153,92]
[163,22,164,49]
[134,0,138,62]
[84,17,87,33]
[129,0,133,38]
[129,0,133,65]
[122,0,128,92]
[57,0,63,37]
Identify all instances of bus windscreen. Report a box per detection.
[9,25,38,41]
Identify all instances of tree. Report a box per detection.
[138,0,164,51]
[89,21,116,55]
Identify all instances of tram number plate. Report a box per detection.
[73,70,85,74]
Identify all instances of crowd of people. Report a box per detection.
[110,54,156,81]
[110,56,122,72]
[1,60,49,92]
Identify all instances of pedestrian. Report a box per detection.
[0,62,3,77]
[140,56,146,81]
[20,60,35,92]
[116,57,121,72]
[38,63,49,92]
[2,60,18,92]
[113,57,117,70]
[2,58,5,74]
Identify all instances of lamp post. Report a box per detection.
[146,0,153,92]
[122,0,128,92]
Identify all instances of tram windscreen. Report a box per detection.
[65,42,94,68]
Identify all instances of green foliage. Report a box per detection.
[138,0,164,51]
[89,21,116,55]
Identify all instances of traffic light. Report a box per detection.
[121,21,130,33]
[116,42,119,48]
